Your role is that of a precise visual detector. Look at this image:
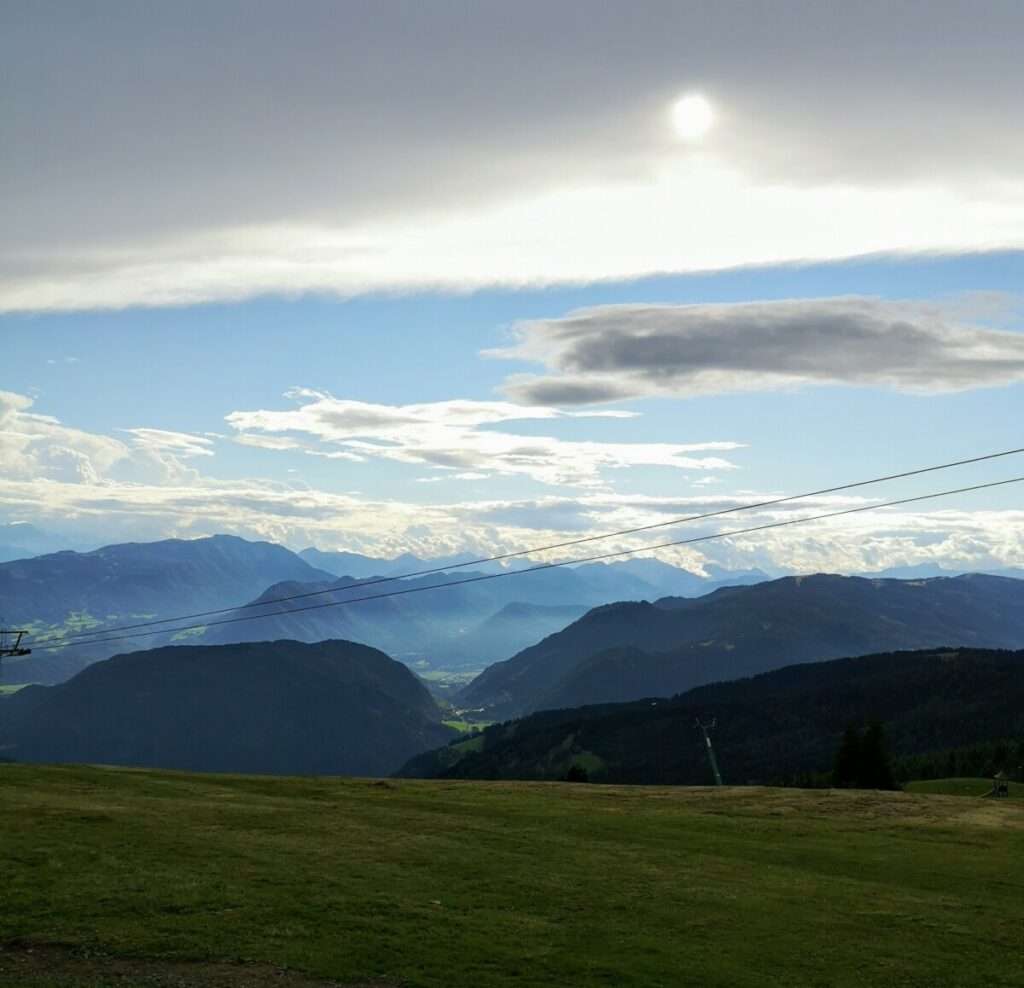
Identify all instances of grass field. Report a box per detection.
[440,719,489,733]
[1,764,1022,988]
[905,776,1024,798]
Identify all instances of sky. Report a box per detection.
[1,0,1022,575]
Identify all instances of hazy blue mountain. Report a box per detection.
[987,567,1024,580]
[572,559,769,598]
[0,522,93,563]
[2,639,456,777]
[297,546,485,579]
[400,647,1024,786]
[193,568,607,669]
[561,561,672,600]
[856,562,960,580]
[457,602,591,663]
[856,563,1024,581]
[297,547,389,578]
[458,574,1024,719]
[1,535,335,685]
[298,547,770,594]
[196,554,771,674]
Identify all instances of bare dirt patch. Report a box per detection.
[0,942,398,988]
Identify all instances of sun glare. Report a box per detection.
[671,94,715,140]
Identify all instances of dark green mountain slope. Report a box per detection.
[400,647,1024,785]
[1,535,335,684]
[2,640,456,777]
[458,574,1024,718]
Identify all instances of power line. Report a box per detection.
[32,475,1024,652]
[28,446,1024,648]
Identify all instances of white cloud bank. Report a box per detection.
[491,296,1024,403]
[1,391,1020,575]
[226,391,740,487]
[2,2,1023,311]
[3,175,1023,313]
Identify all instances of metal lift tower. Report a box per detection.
[0,627,32,681]
[695,717,723,786]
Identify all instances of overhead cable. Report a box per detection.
[28,446,1024,648]
[33,474,1024,651]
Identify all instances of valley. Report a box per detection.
[3,536,1023,790]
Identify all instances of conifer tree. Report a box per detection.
[833,722,862,788]
[861,720,897,790]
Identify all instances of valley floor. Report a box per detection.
[1,764,1022,988]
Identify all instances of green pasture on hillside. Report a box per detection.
[1,764,1022,987]
[441,719,490,733]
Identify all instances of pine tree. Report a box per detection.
[860,720,897,790]
[832,722,862,788]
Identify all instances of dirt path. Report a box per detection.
[0,942,400,987]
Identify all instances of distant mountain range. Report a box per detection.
[458,574,1024,719]
[0,535,335,683]
[400,647,1024,785]
[1,640,456,777]
[0,522,96,563]
[3,534,771,686]
[4,532,1021,693]
[298,546,486,579]
[193,568,625,666]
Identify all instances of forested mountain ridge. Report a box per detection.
[1,639,456,777]
[458,574,1024,718]
[400,647,1024,785]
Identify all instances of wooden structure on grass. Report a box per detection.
[983,771,1010,798]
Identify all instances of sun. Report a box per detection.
[671,94,715,140]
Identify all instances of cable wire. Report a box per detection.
[33,475,1024,651]
[27,446,1024,648]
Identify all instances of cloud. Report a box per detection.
[121,428,215,458]
[225,391,740,487]
[491,296,1024,403]
[3,3,1024,310]
[0,391,207,487]
[4,183,1023,313]
[416,472,490,484]
[1,391,1020,573]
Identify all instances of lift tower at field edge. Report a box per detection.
[695,717,723,786]
[0,627,32,681]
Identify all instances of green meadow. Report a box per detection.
[905,776,1023,798]
[440,719,489,733]
[1,764,1022,987]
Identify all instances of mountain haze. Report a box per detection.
[192,565,673,670]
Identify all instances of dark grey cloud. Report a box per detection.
[494,297,1024,403]
[4,2,1024,308]
[3,1,1023,249]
